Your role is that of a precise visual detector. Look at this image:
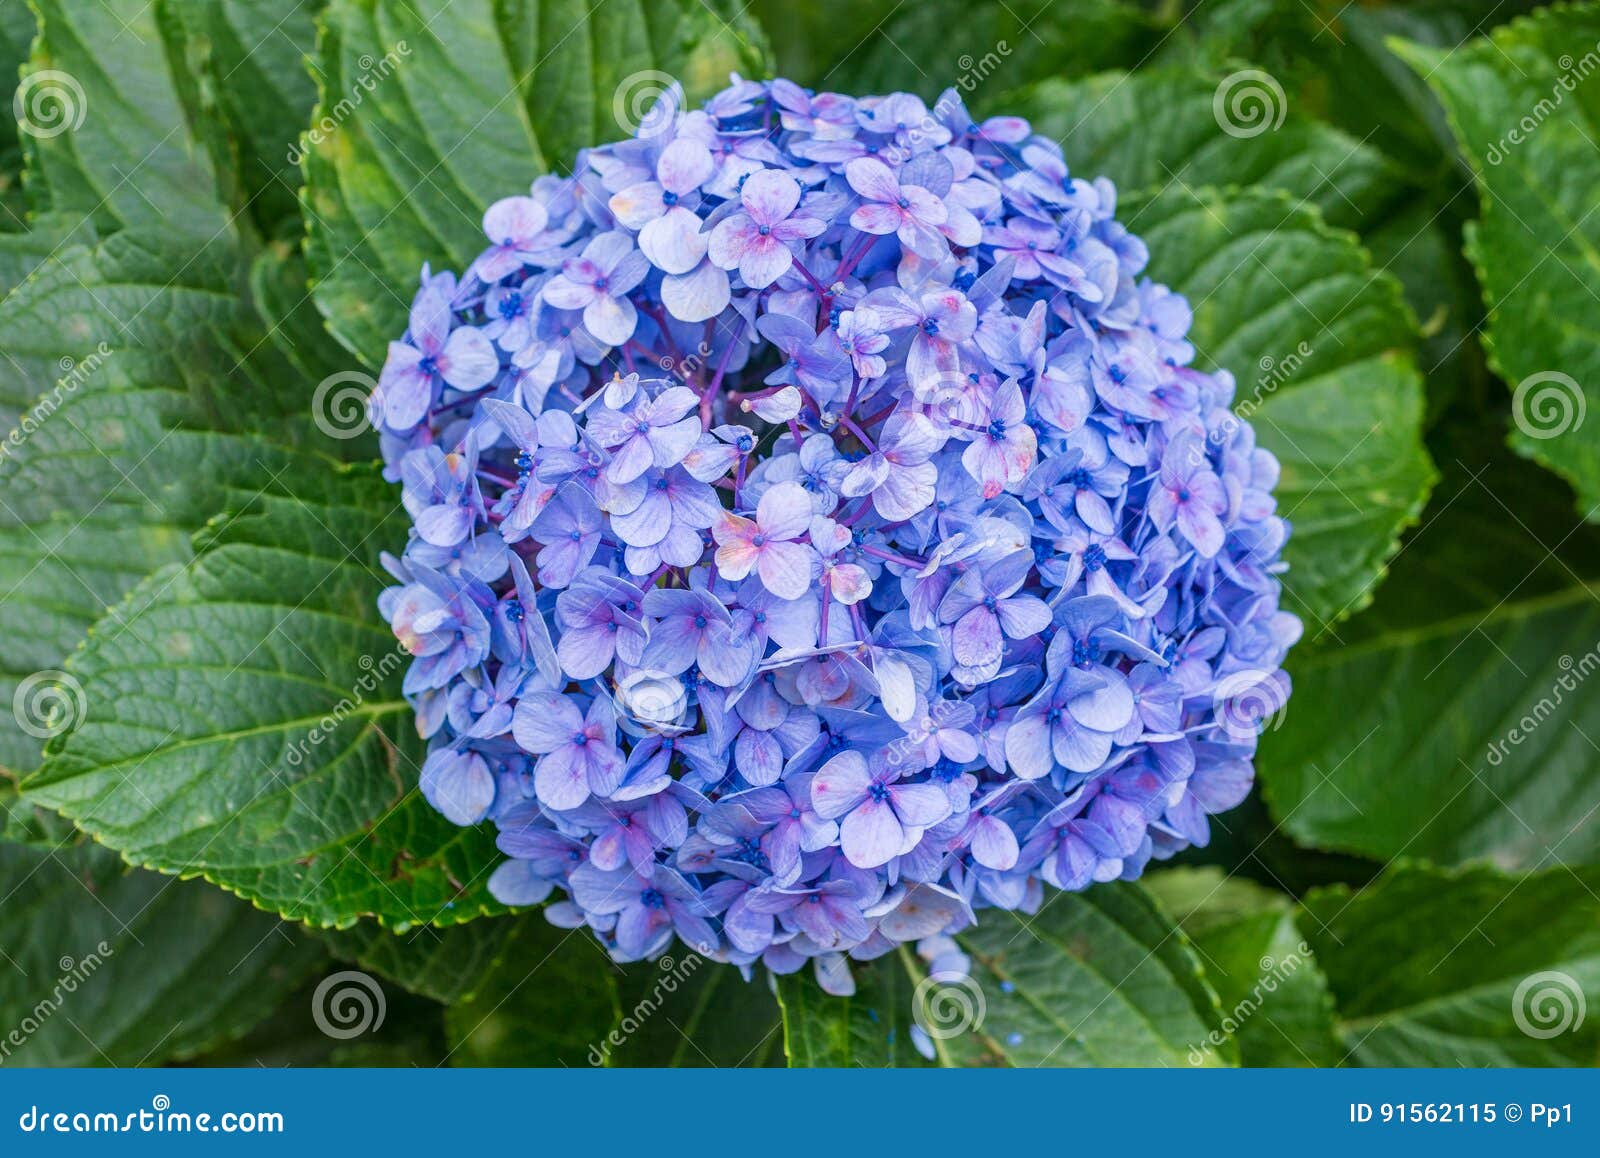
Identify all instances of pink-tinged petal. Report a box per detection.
[738,235,794,289]
[735,728,783,786]
[541,275,594,310]
[608,181,667,230]
[899,184,948,225]
[374,351,431,430]
[707,215,755,269]
[582,230,636,272]
[650,415,703,468]
[756,540,814,601]
[756,481,813,540]
[661,262,730,322]
[713,510,758,548]
[898,217,948,258]
[971,816,1019,871]
[438,325,498,389]
[1177,503,1225,558]
[512,691,584,753]
[589,824,630,871]
[638,205,707,274]
[844,157,900,202]
[483,195,548,244]
[714,540,760,582]
[534,746,591,810]
[583,745,625,798]
[741,168,802,224]
[657,138,715,194]
[408,286,451,353]
[771,214,826,242]
[887,783,951,828]
[874,461,938,520]
[996,595,1051,639]
[829,563,872,605]
[849,202,903,236]
[605,433,654,485]
[810,750,870,819]
[840,799,905,868]
[951,607,1003,668]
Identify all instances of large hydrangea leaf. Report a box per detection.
[321,917,518,1005]
[0,789,327,1066]
[302,0,769,364]
[777,883,1232,1067]
[1003,68,1402,230]
[759,0,1165,101]
[22,466,508,928]
[1134,187,1436,632]
[1145,868,1341,1067]
[1302,864,1600,1066]
[0,1,349,777]
[1392,5,1600,516]
[1259,437,1600,868]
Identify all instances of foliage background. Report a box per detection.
[0,0,1597,1067]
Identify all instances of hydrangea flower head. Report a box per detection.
[373,78,1300,994]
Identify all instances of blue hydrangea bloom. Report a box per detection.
[374,77,1300,996]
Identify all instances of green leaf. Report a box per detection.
[302,0,767,365]
[1259,436,1600,869]
[762,0,1165,102]
[0,817,326,1066]
[1144,868,1341,1066]
[20,0,228,240]
[165,0,328,237]
[776,948,934,1068]
[606,956,783,1067]
[1393,5,1600,517]
[321,916,518,1004]
[0,2,35,230]
[1003,67,1401,230]
[22,464,507,928]
[778,883,1231,1067]
[1134,186,1436,630]
[445,916,622,1066]
[1303,863,1600,1065]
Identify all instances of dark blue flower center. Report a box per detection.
[497,292,523,320]
[1083,544,1107,571]
[868,783,891,803]
[640,888,666,910]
